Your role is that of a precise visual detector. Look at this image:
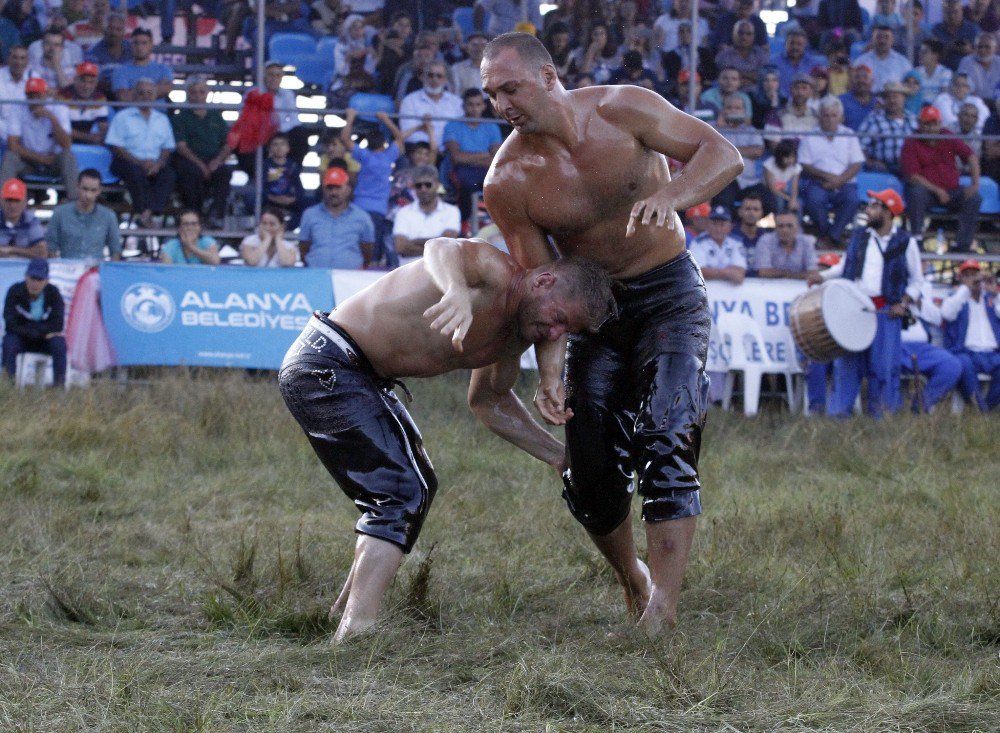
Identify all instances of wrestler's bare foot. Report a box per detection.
[333,614,379,644]
[637,588,678,637]
[621,558,652,618]
[328,565,356,622]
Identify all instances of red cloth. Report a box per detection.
[226,89,278,154]
[900,128,973,191]
[65,267,117,373]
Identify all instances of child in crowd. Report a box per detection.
[318,131,360,183]
[250,133,305,229]
[763,138,801,214]
[902,70,924,115]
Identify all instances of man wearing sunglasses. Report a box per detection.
[393,164,461,266]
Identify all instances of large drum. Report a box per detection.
[790,280,877,363]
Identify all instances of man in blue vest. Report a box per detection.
[940,259,1000,411]
[808,188,923,417]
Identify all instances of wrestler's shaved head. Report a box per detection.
[484,31,553,72]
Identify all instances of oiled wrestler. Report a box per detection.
[278,237,617,642]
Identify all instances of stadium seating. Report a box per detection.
[962,175,1000,214]
[856,171,904,201]
[316,36,338,59]
[268,33,317,62]
[293,54,336,89]
[72,144,119,185]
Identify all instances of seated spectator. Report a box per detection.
[0,178,45,258]
[328,13,377,108]
[772,27,822,97]
[299,167,376,269]
[940,260,1000,411]
[855,25,913,92]
[816,0,865,47]
[731,193,769,275]
[475,0,543,38]
[392,164,460,265]
[2,257,66,387]
[764,74,819,146]
[914,39,952,105]
[608,50,659,91]
[443,89,501,227]
[105,78,176,228]
[239,207,300,267]
[661,20,716,91]
[956,33,1000,103]
[965,0,1000,33]
[688,205,747,286]
[112,29,172,102]
[683,201,710,243]
[958,103,983,163]
[870,0,904,35]
[66,0,111,52]
[932,73,990,137]
[901,279,964,413]
[392,32,439,106]
[901,105,982,252]
[0,46,31,141]
[568,21,621,85]
[763,138,802,214]
[56,61,109,144]
[618,26,665,89]
[839,63,876,131]
[901,70,924,115]
[84,12,131,97]
[931,0,978,72]
[29,25,79,90]
[251,133,306,229]
[710,0,768,52]
[700,67,754,119]
[159,210,220,265]
[0,77,78,200]
[751,67,785,130]
[542,21,574,84]
[858,81,917,176]
[754,211,818,279]
[798,97,864,246]
[172,75,232,229]
[983,110,1000,182]
[45,168,121,260]
[318,130,359,181]
[450,31,488,96]
[895,0,928,58]
[712,94,765,213]
[398,60,464,151]
[374,28,409,97]
[823,42,852,97]
[807,65,837,114]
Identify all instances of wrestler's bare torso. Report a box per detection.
[331,259,527,379]
[484,86,687,279]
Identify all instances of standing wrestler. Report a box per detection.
[480,32,743,635]
[279,238,616,642]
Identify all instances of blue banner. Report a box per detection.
[99,263,334,368]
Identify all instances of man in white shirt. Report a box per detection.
[392,165,461,265]
[398,60,464,149]
[0,77,78,200]
[900,281,963,413]
[808,188,923,418]
[0,46,33,142]
[940,259,1000,411]
[798,96,865,247]
[854,25,912,93]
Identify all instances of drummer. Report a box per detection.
[807,188,924,418]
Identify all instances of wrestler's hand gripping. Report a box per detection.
[627,189,679,238]
[424,286,474,352]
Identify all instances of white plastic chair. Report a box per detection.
[15,352,54,388]
[717,311,799,416]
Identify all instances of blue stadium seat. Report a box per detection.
[857,171,904,201]
[961,175,1000,214]
[850,40,867,60]
[347,92,396,120]
[294,54,335,89]
[316,36,338,59]
[72,144,119,185]
[768,35,784,57]
[268,33,317,62]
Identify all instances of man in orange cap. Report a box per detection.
[900,104,982,252]
[0,178,46,258]
[809,187,923,418]
[0,76,79,199]
[56,61,109,145]
[940,259,1000,410]
[298,166,377,269]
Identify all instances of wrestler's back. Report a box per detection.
[488,88,687,278]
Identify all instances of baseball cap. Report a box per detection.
[918,105,941,123]
[867,188,905,216]
[24,77,47,95]
[685,202,710,219]
[75,61,99,77]
[26,257,49,280]
[1,178,27,201]
[791,72,813,86]
[709,205,732,222]
[818,253,841,268]
[677,68,700,84]
[957,259,981,273]
[323,167,349,186]
[879,81,907,96]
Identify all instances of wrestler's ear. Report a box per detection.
[541,63,558,90]
[533,272,556,291]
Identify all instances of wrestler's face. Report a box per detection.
[518,277,590,343]
[481,48,557,134]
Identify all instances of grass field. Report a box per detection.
[0,372,997,732]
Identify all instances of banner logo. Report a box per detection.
[121,283,176,333]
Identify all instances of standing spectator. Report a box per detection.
[854,25,912,92]
[111,28,172,102]
[901,105,982,252]
[451,32,488,96]
[299,167,376,270]
[730,193,769,276]
[392,165,460,265]
[838,63,877,130]
[798,97,864,247]
[931,0,979,72]
[715,19,771,91]
[2,258,66,387]
[932,72,990,134]
[253,61,311,168]
[30,26,77,90]
[398,60,464,150]
[171,76,232,229]
[858,81,918,176]
[808,188,923,418]
[772,27,822,97]
[45,168,122,260]
[474,0,543,38]
[56,61,109,144]
[712,94,765,213]
[253,133,305,229]
[0,178,46,258]
[105,78,177,229]
[0,46,32,142]
[239,207,299,267]
[700,67,754,118]
[763,138,802,214]
[956,33,1000,103]
[764,73,819,145]
[0,77,78,200]
[443,89,502,227]
[159,209,220,265]
[84,12,131,97]
[2,1,41,48]
[941,259,1000,411]
[901,280,964,413]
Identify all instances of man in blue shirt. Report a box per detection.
[0,178,46,258]
[110,28,172,101]
[299,167,376,270]
[772,27,822,96]
[443,89,503,225]
[45,169,123,260]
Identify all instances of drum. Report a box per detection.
[790,280,877,363]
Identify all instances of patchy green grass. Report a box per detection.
[0,372,997,732]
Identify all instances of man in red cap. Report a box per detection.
[56,61,109,145]
[298,166,376,269]
[940,259,1000,411]
[0,77,78,200]
[900,104,982,252]
[808,187,923,417]
[0,178,47,259]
